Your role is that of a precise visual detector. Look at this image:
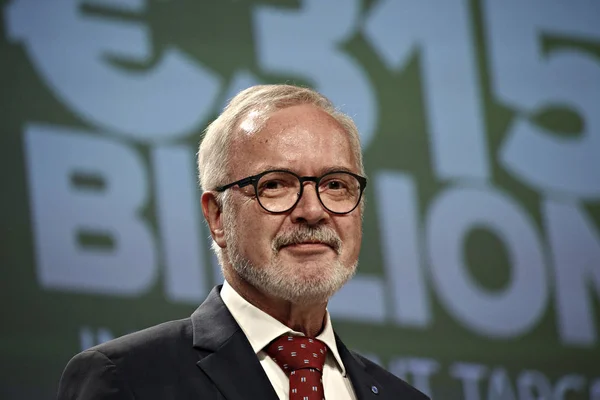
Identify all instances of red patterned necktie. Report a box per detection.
[265,335,328,400]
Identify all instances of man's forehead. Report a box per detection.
[235,105,345,142]
[238,109,267,136]
[227,104,357,172]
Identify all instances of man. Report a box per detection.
[57,84,429,399]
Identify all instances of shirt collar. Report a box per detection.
[221,280,347,375]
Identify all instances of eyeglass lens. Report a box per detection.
[256,171,362,213]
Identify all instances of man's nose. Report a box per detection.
[290,182,328,225]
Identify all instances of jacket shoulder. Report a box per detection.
[87,317,193,360]
[352,352,431,400]
[58,318,200,398]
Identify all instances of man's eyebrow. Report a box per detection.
[256,165,285,173]
[320,166,356,175]
[255,165,358,176]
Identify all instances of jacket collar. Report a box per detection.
[192,285,279,400]
[336,333,389,400]
[192,285,385,400]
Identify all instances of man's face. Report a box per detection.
[222,104,363,304]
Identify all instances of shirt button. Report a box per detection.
[371,385,379,394]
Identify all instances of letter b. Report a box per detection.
[24,124,157,295]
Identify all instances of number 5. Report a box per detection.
[484,0,600,199]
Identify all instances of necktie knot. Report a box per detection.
[265,335,328,375]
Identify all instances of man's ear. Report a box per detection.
[201,191,227,249]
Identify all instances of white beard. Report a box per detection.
[223,214,356,304]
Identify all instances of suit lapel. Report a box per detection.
[336,335,387,400]
[192,286,278,400]
[191,286,400,400]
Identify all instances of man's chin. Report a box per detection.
[271,281,338,305]
[272,268,354,304]
[230,255,356,304]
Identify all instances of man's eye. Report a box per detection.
[326,180,345,190]
[263,180,283,189]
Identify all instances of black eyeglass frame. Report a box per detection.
[214,169,368,215]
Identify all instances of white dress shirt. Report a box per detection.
[221,281,357,400]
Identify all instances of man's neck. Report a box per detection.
[225,273,328,337]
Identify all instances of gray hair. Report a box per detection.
[197,84,365,265]
[197,84,364,195]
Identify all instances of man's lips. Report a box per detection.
[280,242,333,252]
[273,227,342,254]
[282,241,330,247]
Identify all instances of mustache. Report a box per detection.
[272,225,342,254]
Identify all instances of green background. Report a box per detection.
[1,0,599,398]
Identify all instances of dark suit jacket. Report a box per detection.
[57,286,429,399]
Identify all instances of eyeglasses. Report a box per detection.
[215,169,367,214]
